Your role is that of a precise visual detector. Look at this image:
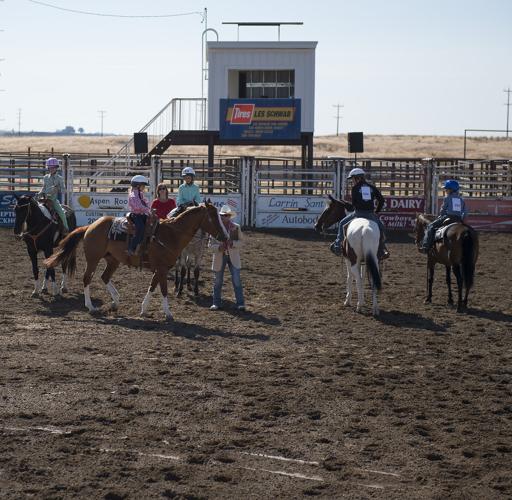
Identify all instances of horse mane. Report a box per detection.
[161,204,205,225]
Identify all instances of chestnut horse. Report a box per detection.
[315,195,382,315]
[45,202,228,320]
[414,214,478,312]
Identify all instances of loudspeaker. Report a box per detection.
[133,132,148,154]
[348,132,364,153]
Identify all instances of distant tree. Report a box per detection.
[78,127,84,134]
[60,125,76,135]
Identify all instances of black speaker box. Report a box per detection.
[348,132,364,153]
[133,132,148,154]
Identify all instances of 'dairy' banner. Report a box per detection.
[219,99,301,141]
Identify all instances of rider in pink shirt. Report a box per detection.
[127,175,152,256]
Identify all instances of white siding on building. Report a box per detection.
[207,41,317,133]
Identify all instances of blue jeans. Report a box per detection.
[129,214,147,251]
[212,254,245,308]
[335,210,385,242]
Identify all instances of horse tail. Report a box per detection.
[362,227,382,290]
[365,251,382,290]
[461,229,476,290]
[44,225,88,276]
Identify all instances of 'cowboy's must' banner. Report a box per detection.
[219,98,301,140]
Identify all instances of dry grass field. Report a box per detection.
[1,134,512,159]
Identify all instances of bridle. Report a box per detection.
[15,197,55,250]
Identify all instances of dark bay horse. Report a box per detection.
[13,194,76,296]
[315,195,382,315]
[414,214,479,312]
[45,202,228,320]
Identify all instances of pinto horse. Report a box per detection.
[13,194,76,296]
[315,195,382,315]
[45,202,228,320]
[414,214,478,312]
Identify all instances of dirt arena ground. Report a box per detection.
[1,227,511,499]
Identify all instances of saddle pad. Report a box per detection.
[108,217,131,241]
[434,222,458,241]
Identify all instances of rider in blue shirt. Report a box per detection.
[176,167,201,207]
[420,179,467,253]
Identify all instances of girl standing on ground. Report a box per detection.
[151,183,176,219]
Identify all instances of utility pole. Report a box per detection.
[17,108,21,135]
[333,104,344,136]
[98,110,106,137]
[504,87,511,139]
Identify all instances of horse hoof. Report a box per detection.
[111,303,118,311]
[60,287,68,294]
[165,315,173,322]
[424,298,432,304]
[31,291,39,298]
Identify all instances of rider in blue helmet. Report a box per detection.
[420,179,467,253]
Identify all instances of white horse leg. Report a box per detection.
[32,278,41,297]
[344,260,352,306]
[371,285,379,316]
[60,272,68,294]
[354,264,365,313]
[162,295,173,322]
[40,276,47,293]
[48,278,57,297]
[106,281,120,310]
[84,284,98,312]
[141,288,155,317]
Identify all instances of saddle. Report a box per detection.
[39,197,72,235]
[434,222,459,242]
[109,214,159,260]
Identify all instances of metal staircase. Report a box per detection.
[103,97,206,167]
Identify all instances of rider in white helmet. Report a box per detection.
[331,167,390,260]
[126,174,152,256]
[176,166,201,208]
[38,157,69,234]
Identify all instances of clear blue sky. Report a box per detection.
[1,0,511,136]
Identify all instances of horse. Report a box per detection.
[414,214,479,312]
[174,228,207,297]
[315,195,382,316]
[13,194,76,296]
[44,201,228,321]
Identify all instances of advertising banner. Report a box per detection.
[219,98,301,141]
[71,193,243,227]
[379,196,426,230]
[438,198,512,232]
[0,191,30,227]
[255,195,326,229]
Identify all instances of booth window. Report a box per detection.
[238,70,295,99]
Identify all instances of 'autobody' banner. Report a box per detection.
[219,99,301,141]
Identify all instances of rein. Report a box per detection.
[17,200,56,251]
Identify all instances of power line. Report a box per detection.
[27,0,204,20]
[332,104,344,136]
[504,87,511,139]
[98,110,106,137]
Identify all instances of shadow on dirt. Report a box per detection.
[93,316,270,342]
[375,309,448,332]
[464,307,512,323]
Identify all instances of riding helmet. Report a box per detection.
[45,157,60,169]
[347,167,366,179]
[181,166,196,177]
[443,179,460,192]
[130,174,149,187]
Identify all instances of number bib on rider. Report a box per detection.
[360,185,372,201]
[451,198,462,212]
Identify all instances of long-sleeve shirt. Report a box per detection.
[350,181,384,213]
[128,189,152,215]
[440,193,466,220]
[176,183,201,206]
[38,173,65,199]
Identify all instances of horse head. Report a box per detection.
[201,200,229,242]
[13,194,36,237]
[314,195,349,233]
[414,213,434,249]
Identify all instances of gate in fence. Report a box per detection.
[1,155,510,232]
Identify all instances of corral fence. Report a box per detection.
[0,154,510,232]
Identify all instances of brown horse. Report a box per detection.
[414,214,479,312]
[45,202,228,320]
